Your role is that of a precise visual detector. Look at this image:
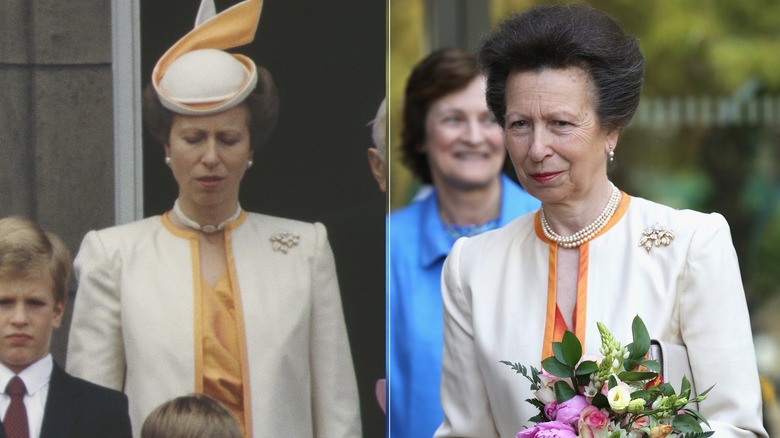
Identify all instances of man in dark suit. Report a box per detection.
[0,216,131,438]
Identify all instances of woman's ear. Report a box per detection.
[605,129,620,155]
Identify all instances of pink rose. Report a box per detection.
[578,405,610,438]
[555,395,589,425]
[544,401,558,420]
[517,421,577,438]
[631,415,650,429]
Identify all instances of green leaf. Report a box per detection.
[657,383,675,396]
[618,370,658,382]
[554,380,576,402]
[561,331,583,367]
[691,384,715,403]
[630,389,651,400]
[682,407,708,423]
[541,356,572,378]
[575,360,598,375]
[680,375,692,395]
[608,375,618,389]
[626,315,651,360]
[552,342,564,364]
[526,398,546,410]
[679,433,714,438]
[591,393,609,410]
[673,413,704,433]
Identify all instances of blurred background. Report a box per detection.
[389,0,780,421]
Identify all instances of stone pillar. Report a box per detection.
[0,0,115,364]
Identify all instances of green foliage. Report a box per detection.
[617,370,657,382]
[554,380,576,403]
[540,356,571,378]
[560,331,582,367]
[626,315,651,360]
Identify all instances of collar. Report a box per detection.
[419,175,535,267]
[0,354,53,396]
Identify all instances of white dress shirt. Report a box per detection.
[0,354,52,438]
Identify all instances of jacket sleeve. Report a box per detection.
[679,213,768,437]
[435,237,500,437]
[309,222,362,438]
[66,230,127,391]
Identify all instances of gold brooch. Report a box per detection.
[270,231,300,253]
[638,224,674,253]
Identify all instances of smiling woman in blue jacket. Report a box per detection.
[388,48,539,438]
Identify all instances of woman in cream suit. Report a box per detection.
[66,1,360,437]
[435,5,767,437]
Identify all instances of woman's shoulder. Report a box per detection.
[85,216,164,242]
[388,197,427,222]
[239,212,326,242]
[627,195,730,240]
[243,211,312,228]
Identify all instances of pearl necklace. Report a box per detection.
[172,199,241,234]
[539,185,621,248]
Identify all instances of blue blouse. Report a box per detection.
[387,175,540,437]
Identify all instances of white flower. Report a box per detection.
[607,385,631,413]
[583,382,599,397]
[534,386,556,405]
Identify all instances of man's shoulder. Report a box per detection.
[51,365,127,404]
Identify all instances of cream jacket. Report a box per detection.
[66,213,361,437]
[435,195,767,438]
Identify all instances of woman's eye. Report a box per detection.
[553,120,570,127]
[183,136,202,144]
[509,120,527,128]
[219,136,241,146]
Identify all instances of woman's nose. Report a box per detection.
[527,127,551,162]
[201,141,220,166]
[462,119,487,145]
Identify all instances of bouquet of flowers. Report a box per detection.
[502,316,713,438]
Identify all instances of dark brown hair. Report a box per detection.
[401,48,481,184]
[478,4,644,132]
[143,66,279,151]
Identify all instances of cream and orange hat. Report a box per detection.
[152,0,263,115]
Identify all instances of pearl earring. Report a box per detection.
[165,156,172,166]
[608,150,615,162]
[247,160,253,169]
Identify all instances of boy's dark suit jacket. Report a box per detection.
[0,364,132,438]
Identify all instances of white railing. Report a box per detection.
[631,95,780,128]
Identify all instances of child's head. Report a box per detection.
[0,217,69,373]
[141,394,241,438]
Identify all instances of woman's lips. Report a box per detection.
[454,151,489,160]
[196,176,223,189]
[530,172,561,184]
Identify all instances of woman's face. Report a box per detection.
[423,77,505,191]
[165,104,252,214]
[504,66,618,207]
